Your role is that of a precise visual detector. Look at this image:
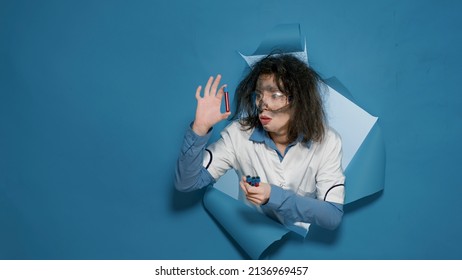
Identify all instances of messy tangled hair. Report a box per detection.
[232,54,326,143]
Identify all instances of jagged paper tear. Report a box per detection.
[203,24,386,259]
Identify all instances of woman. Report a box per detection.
[175,54,345,232]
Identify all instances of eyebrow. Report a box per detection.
[255,85,281,92]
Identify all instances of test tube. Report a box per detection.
[224,87,230,112]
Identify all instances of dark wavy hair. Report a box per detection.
[232,54,326,143]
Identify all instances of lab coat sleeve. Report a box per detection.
[174,126,216,192]
[202,122,239,181]
[315,129,345,204]
[262,185,344,230]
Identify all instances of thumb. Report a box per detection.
[221,111,231,120]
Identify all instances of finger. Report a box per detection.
[216,84,227,99]
[221,111,231,120]
[246,196,261,205]
[195,85,202,100]
[239,182,248,195]
[247,186,261,195]
[204,76,214,97]
[247,193,264,203]
[210,74,222,96]
[240,176,248,186]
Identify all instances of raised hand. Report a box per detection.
[192,75,231,136]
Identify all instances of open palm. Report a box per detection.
[192,75,231,135]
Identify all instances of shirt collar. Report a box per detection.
[249,125,267,143]
[249,125,311,148]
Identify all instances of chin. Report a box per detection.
[262,124,275,133]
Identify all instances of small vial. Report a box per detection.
[224,87,230,112]
[246,175,251,184]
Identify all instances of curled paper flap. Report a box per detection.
[203,186,290,260]
[322,83,378,170]
[239,23,308,67]
[324,78,385,203]
[254,23,303,54]
[344,121,386,203]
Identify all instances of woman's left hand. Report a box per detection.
[239,176,271,205]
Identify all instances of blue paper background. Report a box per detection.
[1,0,461,259]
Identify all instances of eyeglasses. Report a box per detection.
[254,88,290,111]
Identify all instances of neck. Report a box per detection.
[269,131,290,146]
[269,131,290,157]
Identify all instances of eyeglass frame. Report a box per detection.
[253,87,292,111]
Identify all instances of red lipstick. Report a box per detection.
[259,115,272,125]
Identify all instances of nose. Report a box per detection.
[257,98,269,112]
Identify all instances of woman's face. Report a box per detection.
[255,74,291,140]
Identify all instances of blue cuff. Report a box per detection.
[261,184,344,231]
[182,124,213,154]
[262,184,288,210]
